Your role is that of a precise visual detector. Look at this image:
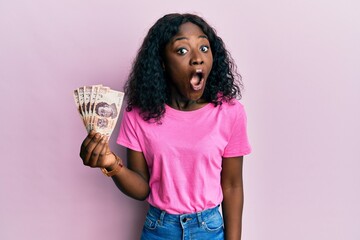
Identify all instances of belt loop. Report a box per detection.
[196,211,203,227]
[158,210,166,225]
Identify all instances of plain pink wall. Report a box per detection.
[1,0,359,239]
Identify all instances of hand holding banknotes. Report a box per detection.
[73,85,125,174]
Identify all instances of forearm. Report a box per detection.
[222,186,244,240]
[109,166,150,201]
[79,133,150,200]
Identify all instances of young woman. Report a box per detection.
[79,13,251,240]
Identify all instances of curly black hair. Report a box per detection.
[124,13,243,122]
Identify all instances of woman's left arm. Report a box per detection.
[221,156,244,240]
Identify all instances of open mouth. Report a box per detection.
[190,69,204,91]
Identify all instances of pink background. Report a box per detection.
[1,0,359,239]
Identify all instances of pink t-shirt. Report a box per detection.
[116,100,251,214]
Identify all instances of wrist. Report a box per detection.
[101,152,123,177]
[105,153,119,171]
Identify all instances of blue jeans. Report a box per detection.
[141,205,224,240]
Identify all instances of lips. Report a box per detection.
[190,69,205,91]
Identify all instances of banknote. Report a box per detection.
[73,85,124,137]
[84,86,92,131]
[78,87,85,117]
[73,89,86,127]
[89,85,100,130]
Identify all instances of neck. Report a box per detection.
[167,98,208,111]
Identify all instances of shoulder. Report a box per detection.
[212,100,248,128]
[123,106,160,127]
[123,106,141,119]
[218,99,246,116]
[121,106,142,128]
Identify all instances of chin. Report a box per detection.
[189,92,205,101]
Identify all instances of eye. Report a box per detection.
[200,45,209,52]
[176,48,188,55]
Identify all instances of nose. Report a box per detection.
[190,51,204,65]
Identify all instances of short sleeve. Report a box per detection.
[116,109,142,152]
[223,103,252,157]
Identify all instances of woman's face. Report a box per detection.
[163,22,213,104]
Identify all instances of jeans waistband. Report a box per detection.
[148,205,220,226]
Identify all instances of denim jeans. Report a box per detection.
[140,205,224,240]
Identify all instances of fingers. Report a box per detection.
[87,136,109,167]
[80,131,111,168]
[80,131,100,161]
[81,130,97,150]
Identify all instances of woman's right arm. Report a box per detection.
[80,131,150,201]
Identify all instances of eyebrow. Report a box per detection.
[173,35,208,42]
